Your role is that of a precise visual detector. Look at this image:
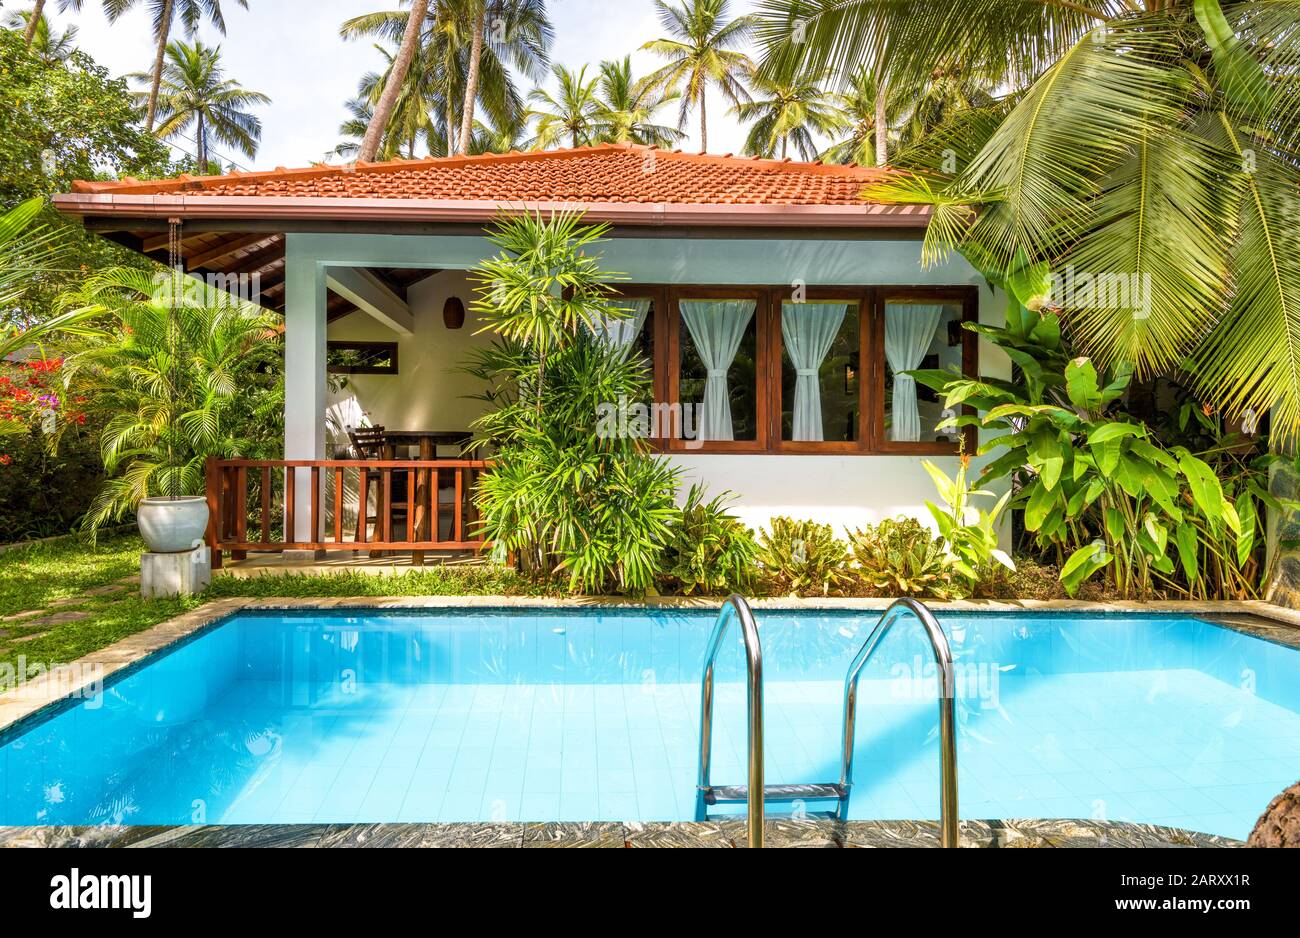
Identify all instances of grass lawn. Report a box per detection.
[0,531,546,685]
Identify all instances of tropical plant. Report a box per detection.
[594,57,685,147]
[93,0,250,133]
[465,212,681,594]
[757,516,849,595]
[664,483,758,595]
[734,63,843,160]
[131,40,269,171]
[848,516,953,599]
[922,458,1015,598]
[757,0,1300,447]
[916,305,1293,599]
[6,6,78,65]
[55,267,283,536]
[527,63,603,149]
[641,0,756,151]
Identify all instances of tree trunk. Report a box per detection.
[699,89,707,152]
[874,80,889,167]
[146,0,176,134]
[24,0,45,46]
[446,95,457,156]
[457,5,487,156]
[359,0,430,163]
[196,112,207,172]
[780,135,787,160]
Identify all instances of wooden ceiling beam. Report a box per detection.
[186,233,277,271]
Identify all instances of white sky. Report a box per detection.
[39,0,766,171]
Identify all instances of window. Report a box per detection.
[778,294,862,448]
[606,283,976,455]
[326,341,398,375]
[669,289,767,450]
[877,294,975,453]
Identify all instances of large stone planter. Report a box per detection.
[137,496,210,554]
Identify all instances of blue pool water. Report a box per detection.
[2,608,1299,839]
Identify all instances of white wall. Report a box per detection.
[311,232,1010,537]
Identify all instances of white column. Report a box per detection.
[283,235,328,550]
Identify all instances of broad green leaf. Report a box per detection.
[1174,523,1200,584]
[1065,357,1102,411]
[1087,422,1144,445]
[1024,482,1056,531]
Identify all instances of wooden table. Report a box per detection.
[381,431,473,563]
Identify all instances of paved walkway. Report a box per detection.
[0,576,139,649]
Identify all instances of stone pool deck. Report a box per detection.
[0,818,1241,849]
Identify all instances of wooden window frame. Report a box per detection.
[326,340,399,375]
[602,283,979,456]
[873,286,980,456]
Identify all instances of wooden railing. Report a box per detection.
[205,457,491,568]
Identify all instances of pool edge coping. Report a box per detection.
[0,817,1245,849]
[2,594,1298,738]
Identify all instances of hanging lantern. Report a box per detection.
[443,296,466,330]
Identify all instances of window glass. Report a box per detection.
[780,300,860,442]
[592,298,654,368]
[883,299,965,443]
[678,298,758,442]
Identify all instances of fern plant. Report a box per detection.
[757,516,849,596]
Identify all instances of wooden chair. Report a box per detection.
[348,426,409,549]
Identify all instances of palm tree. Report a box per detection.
[6,6,79,64]
[817,66,892,166]
[356,0,430,162]
[457,0,553,154]
[344,1,551,159]
[594,57,685,147]
[756,0,1300,445]
[641,0,756,152]
[132,40,270,172]
[58,266,283,534]
[527,63,602,149]
[100,0,250,134]
[733,65,843,160]
[892,63,999,154]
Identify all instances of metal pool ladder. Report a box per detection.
[695,596,961,849]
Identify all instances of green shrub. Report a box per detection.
[663,484,758,595]
[466,212,680,595]
[849,516,954,599]
[757,517,850,596]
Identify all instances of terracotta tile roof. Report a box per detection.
[70,143,891,207]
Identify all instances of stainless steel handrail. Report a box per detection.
[839,598,960,848]
[696,595,764,848]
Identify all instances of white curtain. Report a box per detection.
[781,302,848,441]
[680,299,756,442]
[590,299,652,361]
[885,303,944,442]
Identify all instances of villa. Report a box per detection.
[54,143,1004,565]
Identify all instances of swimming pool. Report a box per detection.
[2,607,1298,840]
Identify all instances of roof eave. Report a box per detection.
[52,193,932,229]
